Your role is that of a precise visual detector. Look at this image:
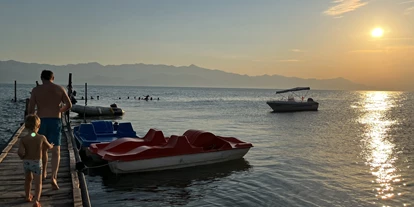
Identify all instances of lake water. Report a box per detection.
[1,84,413,207]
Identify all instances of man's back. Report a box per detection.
[31,82,67,118]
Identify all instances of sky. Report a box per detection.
[0,0,413,90]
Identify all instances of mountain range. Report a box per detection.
[0,60,369,90]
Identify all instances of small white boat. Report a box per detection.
[71,104,125,116]
[266,87,319,112]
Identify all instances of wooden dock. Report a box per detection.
[0,118,85,207]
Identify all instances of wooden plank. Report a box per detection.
[0,116,90,207]
[0,166,70,172]
[2,142,18,153]
[0,159,70,164]
[0,187,72,199]
[8,148,70,153]
[0,125,25,163]
[0,165,70,171]
[63,118,84,207]
[0,182,72,191]
[2,150,70,156]
[0,113,93,207]
[0,153,7,163]
[0,178,73,185]
[0,173,72,181]
[0,198,73,207]
[3,150,70,157]
[0,172,71,180]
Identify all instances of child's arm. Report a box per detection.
[17,139,25,159]
[42,136,54,149]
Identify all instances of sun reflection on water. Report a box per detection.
[358,91,401,201]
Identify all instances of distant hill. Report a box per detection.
[0,60,369,90]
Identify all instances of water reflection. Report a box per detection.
[358,91,401,201]
[86,159,252,206]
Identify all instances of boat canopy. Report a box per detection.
[276,87,310,94]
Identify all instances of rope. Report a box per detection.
[76,160,110,175]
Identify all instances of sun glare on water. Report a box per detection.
[371,28,384,38]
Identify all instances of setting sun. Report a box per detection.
[371,28,384,37]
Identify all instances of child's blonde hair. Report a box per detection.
[25,114,40,131]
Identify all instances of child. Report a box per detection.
[18,114,54,207]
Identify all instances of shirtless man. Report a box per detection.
[28,70,72,189]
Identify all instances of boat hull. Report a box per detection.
[84,147,107,163]
[71,104,124,116]
[266,101,319,112]
[108,148,250,174]
[74,121,138,163]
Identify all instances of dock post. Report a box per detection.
[66,73,73,122]
[83,83,87,123]
[68,73,73,96]
[85,82,87,106]
[14,80,17,102]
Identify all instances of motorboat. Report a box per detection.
[266,87,319,112]
[89,129,253,174]
[73,120,138,161]
[71,103,125,117]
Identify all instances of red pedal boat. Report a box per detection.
[89,129,253,174]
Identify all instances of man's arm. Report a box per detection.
[28,88,36,114]
[59,86,72,113]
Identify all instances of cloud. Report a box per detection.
[349,45,414,53]
[251,59,302,63]
[277,59,301,62]
[398,0,414,14]
[324,0,368,16]
[381,37,414,41]
[349,49,386,53]
[404,6,414,15]
[291,49,304,52]
[386,45,414,50]
[208,54,251,60]
[399,0,414,4]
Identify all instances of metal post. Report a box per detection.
[14,80,17,102]
[83,83,87,123]
[85,83,87,106]
[66,73,73,122]
[68,73,73,96]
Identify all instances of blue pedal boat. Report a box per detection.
[73,120,139,161]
